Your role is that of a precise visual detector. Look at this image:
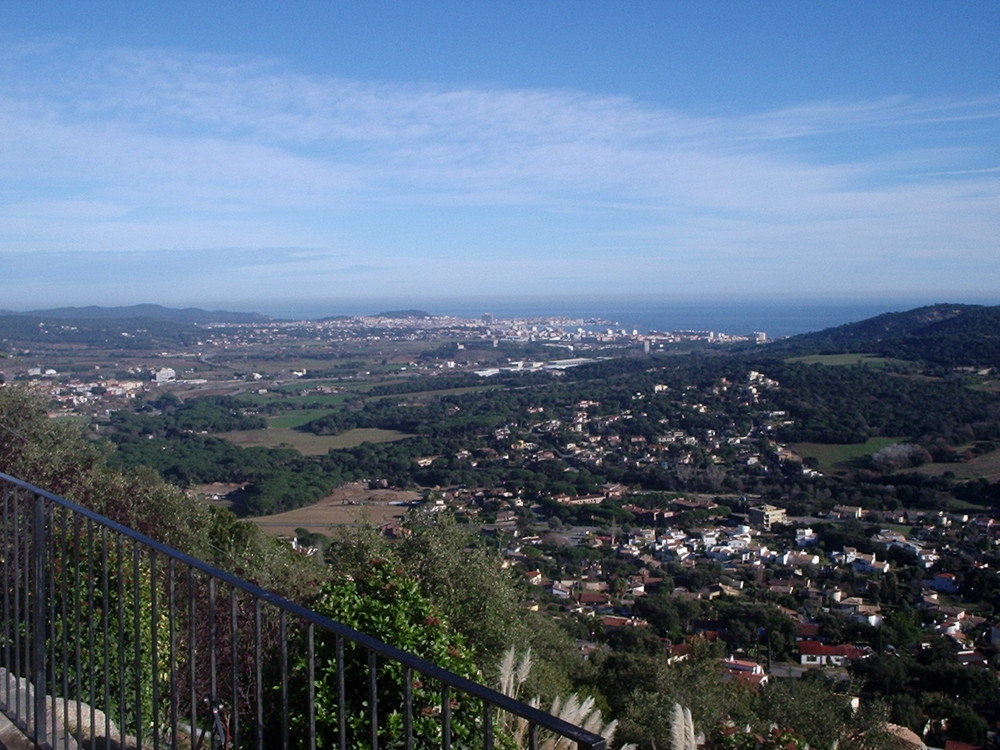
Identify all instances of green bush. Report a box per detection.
[288,560,483,749]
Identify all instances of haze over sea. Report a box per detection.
[251,296,993,340]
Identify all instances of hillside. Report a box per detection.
[17,304,270,325]
[0,304,272,348]
[0,313,191,348]
[766,303,1000,367]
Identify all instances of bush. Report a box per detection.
[287,560,483,749]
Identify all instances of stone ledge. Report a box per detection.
[0,668,142,750]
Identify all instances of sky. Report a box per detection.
[1,1,999,313]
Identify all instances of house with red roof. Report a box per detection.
[798,640,871,667]
[722,657,768,687]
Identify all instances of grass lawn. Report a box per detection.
[217,426,413,455]
[793,437,903,474]
[910,448,1000,482]
[879,523,912,537]
[787,353,909,368]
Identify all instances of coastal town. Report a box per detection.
[0,310,764,413]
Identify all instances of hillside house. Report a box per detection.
[798,640,870,667]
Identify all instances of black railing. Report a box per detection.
[0,472,606,750]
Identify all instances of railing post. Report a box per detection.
[31,492,47,746]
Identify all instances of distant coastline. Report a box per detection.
[248,296,992,339]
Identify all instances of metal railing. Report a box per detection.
[0,472,606,750]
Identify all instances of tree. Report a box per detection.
[755,677,856,750]
[394,513,532,668]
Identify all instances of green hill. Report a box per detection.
[19,303,270,324]
[767,303,1000,367]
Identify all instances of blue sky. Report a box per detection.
[1,1,999,312]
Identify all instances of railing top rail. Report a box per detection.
[0,471,607,749]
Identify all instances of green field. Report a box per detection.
[910,448,1000,482]
[362,384,498,403]
[218,426,413,455]
[795,438,1000,482]
[793,437,903,474]
[787,353,908,367]
[267,409,339,429]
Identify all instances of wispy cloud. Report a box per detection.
[1,42,998,304]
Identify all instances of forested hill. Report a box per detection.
[765,303,1000,367]
[14,303,269,324]
[0,304,272,348]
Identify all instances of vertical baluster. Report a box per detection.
[279,611,288,750]
[46,502,59,748]
[307,624,315,750]
[132,542,142,746]
[483,702,494,750]
[1,481,10,711]
[167,557,177,750]
[72,514,83,746]
[254,598,263,750]
[101,526,112,750]
[48,507,62,749]
[150,549,160,750]
[31,493,47,748]
[336,635,345,750]
[115,535,126,742]
[187,567,197,750]
[12,488,22,723]
[230,588,239,750]
[403,667,413,750]
[86,519,97,750]
[441,683,452,750]
[368,651,378,750]
[208,577,217,708]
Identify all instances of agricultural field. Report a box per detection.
[911,448,1000,482]
[217,426,413,456]
[250,481,422,536]
[793,437,903,474]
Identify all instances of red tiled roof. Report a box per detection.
[796,622,821,638]
[798,640,868,659]
[601,615,648,628]
[666,642,692,657]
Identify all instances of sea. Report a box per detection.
[249,295,987,339]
